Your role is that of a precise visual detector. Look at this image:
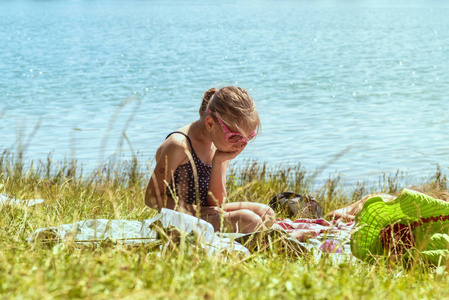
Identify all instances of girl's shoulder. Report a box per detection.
[164,131,192,149]
[155,131,191,162]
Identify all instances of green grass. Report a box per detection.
[1,151,449,299]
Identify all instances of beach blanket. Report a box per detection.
[26,207,355,258]
[273,218,355,254]
[27,208,250,257]
[0,193,44,207]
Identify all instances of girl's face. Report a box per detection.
[206,115,257,152]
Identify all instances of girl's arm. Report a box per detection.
[207,159,229,206]
[207,146,245,206]
[145,140,185,211]
[145,137,219,217]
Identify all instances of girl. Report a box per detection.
[145,86,275,233]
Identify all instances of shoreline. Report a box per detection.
[1,148,447,212]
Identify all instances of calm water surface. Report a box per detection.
[1,0,449,184]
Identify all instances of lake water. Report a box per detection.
[1,0,449,185]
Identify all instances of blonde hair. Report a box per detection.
[199,86,261,136]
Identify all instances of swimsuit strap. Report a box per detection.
[165,131,195,154]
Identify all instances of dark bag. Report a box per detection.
[269,191,323,219]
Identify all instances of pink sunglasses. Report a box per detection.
[208,109,256,143]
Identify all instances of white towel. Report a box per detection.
[0,193,44,207]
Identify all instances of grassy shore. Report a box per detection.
[1,151,449,299]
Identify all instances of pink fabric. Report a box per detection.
[275,218,354,235]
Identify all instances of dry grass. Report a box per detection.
[1,151,449,299]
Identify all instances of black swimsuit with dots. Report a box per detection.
[165,131,212,206]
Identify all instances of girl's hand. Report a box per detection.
[180,204,221,218]
[213,143,247,164]
[199,206,221,218]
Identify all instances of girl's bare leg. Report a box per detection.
[221,202,275,227]
[325,193,396,221]
[205,207,272,233]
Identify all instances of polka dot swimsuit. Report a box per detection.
[165,131,212,206]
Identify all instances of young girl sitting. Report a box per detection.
[145,86,275,233]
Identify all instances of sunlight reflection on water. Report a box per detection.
[1,0,449,184]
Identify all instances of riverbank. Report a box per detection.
[1,154,448,299]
